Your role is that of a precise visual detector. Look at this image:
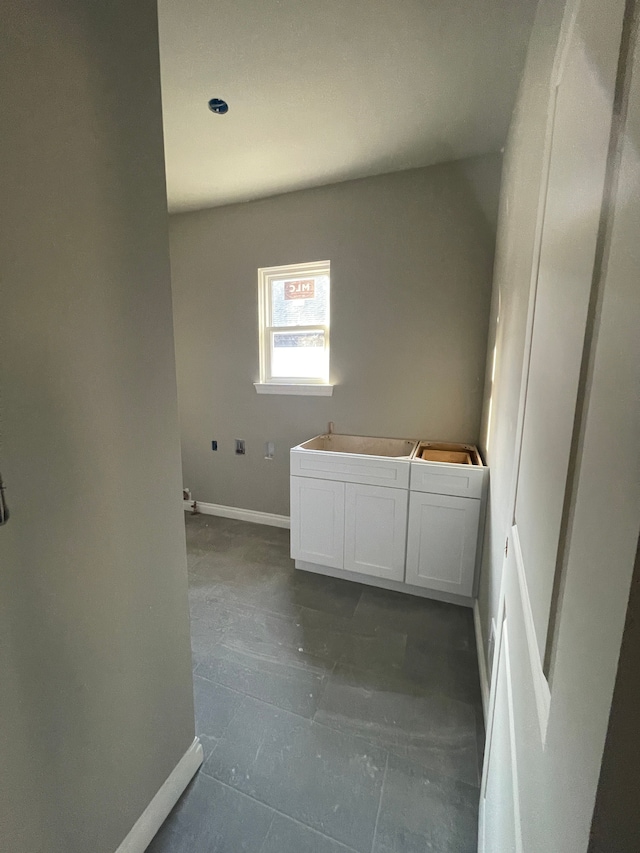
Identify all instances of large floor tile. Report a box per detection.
[279,605,405,673]
[194,643,327,718]
[352,587,475,652]
[204,599,338,668]
[338,629,407,674]
[192,593,405,679]
[291,569,365,617]
[205,696,387,853]
[189,608,232,668]
[193,675,243,739]
[255,603,407,674]
[191,537,292,580]
[190,597,301,651]
[260,814,359,853]
[190,573,302,620]
[315,663,479,786]
[146,772,274,853]
[296,605,378,636]
[402,636,482,705]
[373,753,479,853]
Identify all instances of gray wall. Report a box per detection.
[0,3,194,851]
[170,157,501,516]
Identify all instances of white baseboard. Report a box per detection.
[184,500,290,529]
[114,737,203,853]
[474,600,489,720]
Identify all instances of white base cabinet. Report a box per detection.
[290,436,488,604]
[290,477,408,580]
[405,492,481,597]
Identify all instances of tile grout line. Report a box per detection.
[198,770,363,853]
[260,809,362,853]
[192,669,246,702]
[312,658,338,715]
[194,660,335,724]
[255,810,277,853]
[194,644,328,685]
[203,693,248,767]
[203,681,393,760]
[370,751,389,853]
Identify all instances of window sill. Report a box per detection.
[254,383,334,397]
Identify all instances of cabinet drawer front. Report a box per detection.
[344,484,408,582]
[405,492,480,596]
[410,461,485,499]
[290,476,345,569]
[291,449,410,489]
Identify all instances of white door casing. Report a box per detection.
[480,610,522,853]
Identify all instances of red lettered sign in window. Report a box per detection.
[284,279,315,300]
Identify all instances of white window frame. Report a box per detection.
[255,260,333,396]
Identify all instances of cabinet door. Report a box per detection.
[405,492,480,596]
[290,476,345,569]
[344,484,408,581]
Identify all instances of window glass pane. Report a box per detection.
[270,275,329,327]
[271,330,326,379]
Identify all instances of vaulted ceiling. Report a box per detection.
[158,0,537,212]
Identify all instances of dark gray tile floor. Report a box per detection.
[148,513,484,853]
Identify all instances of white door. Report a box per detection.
[290,476,345,568]
[344,483,407,581]
[405,492,480,596]
[480,0,625,847]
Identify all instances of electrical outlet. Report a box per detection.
[211,440,218,451]
[235,439,245,455]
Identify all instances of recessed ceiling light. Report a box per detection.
[208,98,228,115]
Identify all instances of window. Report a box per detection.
[255,260,332,395]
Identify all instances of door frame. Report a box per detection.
[479,0,626,844]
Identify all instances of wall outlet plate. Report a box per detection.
[235,439,245,455]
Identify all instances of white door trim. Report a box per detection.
[511,526,551,740]
[474,600,490,718]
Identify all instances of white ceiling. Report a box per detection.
[158,0,537,213]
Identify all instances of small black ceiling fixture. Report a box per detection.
[208,97,228,115]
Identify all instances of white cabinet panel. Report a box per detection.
[410,460,485,499]
[344,484,408,581]
[290,476,345,569]
[290,448,410,489]
[405,492,480,596]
